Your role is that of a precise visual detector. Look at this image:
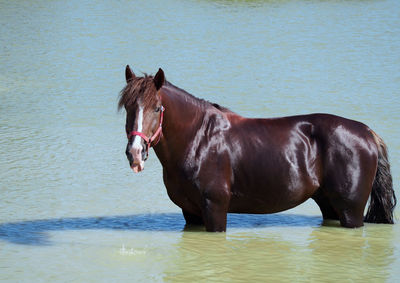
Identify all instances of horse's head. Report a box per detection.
[118,65,165,173]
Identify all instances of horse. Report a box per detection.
[118,65,396,232]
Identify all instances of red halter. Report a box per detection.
[127,106,164,160]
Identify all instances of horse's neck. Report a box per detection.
[154,84,205,164]
[165,83,206,126]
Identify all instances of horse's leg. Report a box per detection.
[182,209,204,225]
[337,205,365,228]
[192,151,231,232]
[317,191,365,228]
[320,182,368,228]
[198,181,231,232]
[319,196,364,227]
[323,164,372,228]
[312,189,339,221]
[201,196,229,232]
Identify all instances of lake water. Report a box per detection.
[1,0,399,281]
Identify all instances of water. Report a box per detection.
[1,0,399,281]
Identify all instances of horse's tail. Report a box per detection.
[364,130,396,224]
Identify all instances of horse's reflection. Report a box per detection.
[305,225,395,281]
[1,212,395,280]
[164,221,396,282]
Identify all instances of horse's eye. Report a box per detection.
[155,107,161,112]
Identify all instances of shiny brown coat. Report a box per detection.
[120,67,396,232]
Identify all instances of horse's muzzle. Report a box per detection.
[126,144,146,173]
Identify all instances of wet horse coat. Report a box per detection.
[120,66,396,232]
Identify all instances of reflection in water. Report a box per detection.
[0,211,398,281]
[164,231,298,282]
[306,226,395,282]
[164,224,396,282]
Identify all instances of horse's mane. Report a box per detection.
[163,81,233,113]
[118,74,232,113]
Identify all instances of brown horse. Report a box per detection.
[118,66,396,232]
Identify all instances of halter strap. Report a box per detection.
[127,106,164,160]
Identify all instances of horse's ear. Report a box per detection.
[125,65,135,83]
[153,68,165,90]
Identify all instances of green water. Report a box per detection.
[1,0,399,281]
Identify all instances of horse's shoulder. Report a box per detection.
[200,108,232,134]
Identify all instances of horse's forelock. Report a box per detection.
[118,76,159,111]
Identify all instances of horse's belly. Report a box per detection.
[228,181,317,214]
[228,151,320,213]
[228,197,303,214]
